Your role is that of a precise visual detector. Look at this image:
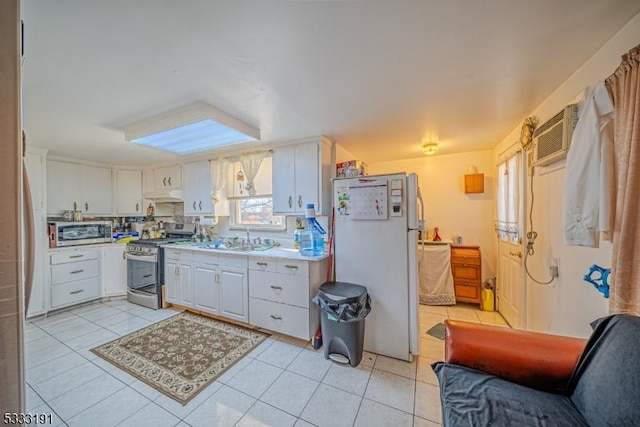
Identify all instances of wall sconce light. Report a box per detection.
[422,143,439,155]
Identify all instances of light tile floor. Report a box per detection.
[24,299,508,427]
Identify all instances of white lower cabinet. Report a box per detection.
[165,249,248,323]
[219,266,248,323]
[49,247,102,310]
[193,263,219,314]
[248,256,327,340]
[103,245,127,296]
[165,251,194,308]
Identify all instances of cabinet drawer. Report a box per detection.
[454,280,480,302]
[451,251,480,265]
[248,257,276,272]
[249,298,309,340]
[51,277,101,308]
[451,264,480,281]
[276,260,308,277]
[51,259,99,285]
[50,248,100,265]
[249,270,309,308]
[192,252,218,265]
[165,248,193,262]
[218,254,248,268]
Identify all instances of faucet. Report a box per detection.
[246,227,251,249]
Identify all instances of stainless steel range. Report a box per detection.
[125,222,195,309]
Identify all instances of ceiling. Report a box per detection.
[21,0,640,166]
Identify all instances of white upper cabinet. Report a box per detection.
[183,160,213,215]
[116,169,143,215]
[272,137,334,216]
[80,165,112,214]
[153,164,182,189]
[47,160,112,215]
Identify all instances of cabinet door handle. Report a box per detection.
[69,255,83,259]
[168,176,172,186]
[298,195,302,208]
[270,314,282,320]
[284,264,298,270]
[163,177,167,186]
[193,201,197,210]
[142,274,152,278]
[256,262,267,267]
[174,265,179,275]
[70,269,84,274]
[69,289,84,295]
[122,252,126,260]
[288,196,293,208]
[136,203,139,212]
[270,285,283,290]
[199,200,202,210]
[85,202,89,211]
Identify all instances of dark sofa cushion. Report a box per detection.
[433,362,588,427]
[569,314,640,426]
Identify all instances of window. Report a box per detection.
[495,152,521,242]
[229,156,285,229]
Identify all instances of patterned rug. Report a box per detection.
[91,311,269,405]
[426,322,446,340]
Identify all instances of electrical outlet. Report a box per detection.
[549,265,559,278]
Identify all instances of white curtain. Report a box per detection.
[210,159,230,216]
[240,151,267,196]
[495,152,521,242]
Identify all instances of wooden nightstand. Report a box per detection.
[450,245,482,304]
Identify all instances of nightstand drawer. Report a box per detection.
[454,280,481,301]
[451,263,480,281]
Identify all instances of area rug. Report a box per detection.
[426,322,446,340]
[91,311,269,405]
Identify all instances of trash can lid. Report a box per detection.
[318,281,368,303]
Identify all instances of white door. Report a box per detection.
[116,170,142,215]
[183,162,200,215]
[103,246,127,296]
[497,240,524,328]
[47,160,80,214]
[272,145,296,214]
[194,263,219,315]
[165,260,179,303]
[294,142,319,212]
[80,165,112,214]
[219,266,248,323]
[495,150,526,329]
[179,263,193,306]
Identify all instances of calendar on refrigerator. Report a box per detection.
[348,179,388,220]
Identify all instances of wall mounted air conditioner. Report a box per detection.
[530,104,579,167]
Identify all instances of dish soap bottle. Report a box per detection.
[293,217,305,249]
[299,204,326,257]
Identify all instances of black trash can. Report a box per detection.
[312,281,371,367]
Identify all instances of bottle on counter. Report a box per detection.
[299,204,326,257]
[293,217,305,249]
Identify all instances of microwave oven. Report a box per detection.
[48,221,113,247]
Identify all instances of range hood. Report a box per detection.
[143,189,184,203]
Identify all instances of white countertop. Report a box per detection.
[162,243,329,261]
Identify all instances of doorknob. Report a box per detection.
[509,251,522,258]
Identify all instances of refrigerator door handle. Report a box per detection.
[23,155,34,314]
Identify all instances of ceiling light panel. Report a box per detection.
[124,102,259,155]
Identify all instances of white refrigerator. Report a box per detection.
[333,172,422,361]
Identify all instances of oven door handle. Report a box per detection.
[124,252,158,262]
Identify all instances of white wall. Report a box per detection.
[494,12,640,337]
[369,150,496,281]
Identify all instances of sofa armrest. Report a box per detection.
[444,320,587,393]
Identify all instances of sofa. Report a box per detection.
[432,314,640,426]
